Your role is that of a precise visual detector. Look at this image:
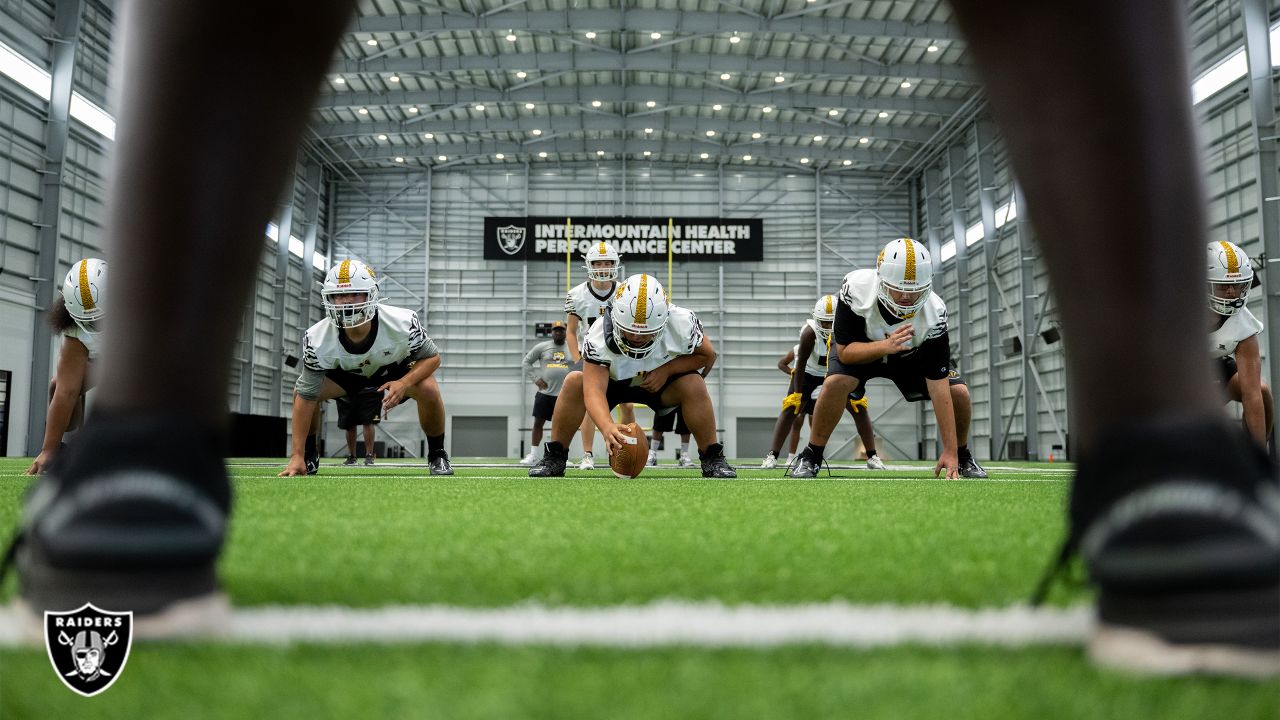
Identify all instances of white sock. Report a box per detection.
[680,442,690,455]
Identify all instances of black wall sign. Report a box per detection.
[484,216,764,262]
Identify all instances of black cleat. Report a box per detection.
[428,450,453,476]
[1052,418,1279,677]
[364,455,375,467]
[787,447,821,478]
[958,452,988,479]
[343,455,357,466]
[528,442,569,477]
[699,443,737,478]
[5,414,232,638]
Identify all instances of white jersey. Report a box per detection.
[302,304,436,377]
[1210,307,1264,358]
[838,269,948,353]
[63,326,100,361]
[582,305,705,381]
[799,320,828,377]
[565,280,618,328]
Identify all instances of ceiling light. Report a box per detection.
[506,33,518,42]
[591,100,602,107]
[762,106,773,113]
[525,103,535,110]
[720,73,731,81]
[646,100,657,108]
[729,34,741,44]
[495,153,505,159]
[859,136,870,144]
[395,156,404,163]
[900,80,912,88]
[423,133,433,139]
[389,75,399,83]
[643,150,652,156]
[828,109,839,116]
[842,159,852,166]
[437,155,447,161]
[358,107,368,115]
[378,134,388,140]
[651,32,662,40]
[706,130,716,137]
[408,107,419,113]
[515,71,527,79]
[645,127,654,134]
[538,151,548,158]
[585,31,597,39]
[742,154,752,161]
[751,132,762,139]
[366,38,378,46]
[800,157,810,164]
[700,152,709,159]
[333,76,345,85]
[927,44,939,53]
[712,104,722,111]
[878,111,889,118]
[475,104,485,111]
[531,129,542,136]
[774,75,786,83]
[597,150,605,156]
[813,135,823,142]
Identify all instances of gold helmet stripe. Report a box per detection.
[78,260,95,311]
[903,238,917,282]
[338,259,351,284]
[636,275,649,324]
[598,241,607,256]
[824,295,833,315]
[1220,241,1239,275]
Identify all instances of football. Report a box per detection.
[609,422,649,479]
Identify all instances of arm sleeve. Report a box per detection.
[916,329,952,380]
[582,336,611,367]
[294,366,326,401]
[564,291,582,319]
[406,312,439,360]
[685,313,706,353]
[833,301,868,346]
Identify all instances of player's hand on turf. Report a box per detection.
[279,456,309,477]
[602,423,630,455]
[638,366,670,392]
[535,379,549,391]
[934,450,959,480]
[25,450,54,475]
[379,380,408,411]
[882,324,914,355]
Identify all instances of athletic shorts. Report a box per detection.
[326,359,412,400]
[602,371,699,416]
[790,371,868,415]
[652,407,690,434]
[336,387,382,429]
[532,391,558,421]
[826,345,964,403]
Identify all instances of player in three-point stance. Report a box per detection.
[530,274,735,478]
[789,239,987,479]
[280,258,454,477]
[1206,241,1273,452]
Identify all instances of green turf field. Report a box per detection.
[1,457,1275,718]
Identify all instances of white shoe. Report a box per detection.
[678,451,694,468]
[866,454,887,471]
[578,452,595,470]
[761,452,778,469]
[647,451,658,467]
[785,453,797,466]
[519,450,538,466]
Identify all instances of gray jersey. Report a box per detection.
[523,340,572,396]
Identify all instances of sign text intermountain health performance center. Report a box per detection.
[484,217,764,262]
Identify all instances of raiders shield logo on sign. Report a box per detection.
[44,603,133,697]
[497,224,526,255]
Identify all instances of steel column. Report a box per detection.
[1014,184,1041,460]
[973,120,1003,460]
[270,167,298,415]
[921,169,944,458]
[946,145,971,379]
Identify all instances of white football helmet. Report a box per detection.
[583,241,622,282]
[610,273,669,358]
[812,294,835,343]
[1207,240,1254,316]
[322,259,381,328]
[876,238,933,318]
[60,258,107,334]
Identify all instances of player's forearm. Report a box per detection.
[401,355,441,387]
[40,390,80,452]
[659,352,711,377]
[1242,393,1267,446]
[838,341,889,365]
[927,379,959,453]
[566,330,581,361]
[583,388,614,430]
[289,395,319,457]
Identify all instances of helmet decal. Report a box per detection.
[636,275,649,324]
[597,242,606,255]
[903,238,917,282]
[337,259,352,284]
[78,260,95,311]
[1221,241,1239,275]
[824,295,833,315]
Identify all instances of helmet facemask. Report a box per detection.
[1208,279,1250,316]
[587,259,620,282]
[877,280,930,319]
[876,238,932,319]
[323,288,379,328]
[811,294,835,344]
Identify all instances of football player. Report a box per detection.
[25,259,108,475]
[762,295,885,470]
[564,241,635,469]
[648,409,694,468]
[530,274,735,478]
[1207,241,1272,449]
[789,240,986,479]
[279,259,453,476]
[520,321,571,465]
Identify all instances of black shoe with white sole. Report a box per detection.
[428,450,454,476]
[699,443,737,478]
[787,447,822,478]
[528,442,569,478]
[958,451,988,479]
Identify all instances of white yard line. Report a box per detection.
[0,601,1091,648]
[0,472,1066,483]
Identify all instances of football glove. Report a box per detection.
[849,396,869,414]
[782,392,803,414]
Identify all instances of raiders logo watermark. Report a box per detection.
[497,224,526,255]
[44,604,133,697]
